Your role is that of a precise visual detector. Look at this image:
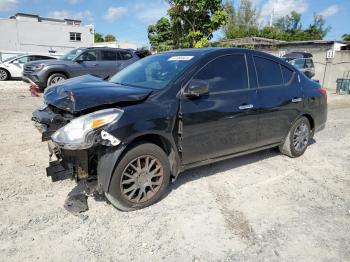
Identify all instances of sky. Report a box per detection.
[0,0,349,47]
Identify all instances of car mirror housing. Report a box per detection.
[183,79,209,98]
[74,57,84,63]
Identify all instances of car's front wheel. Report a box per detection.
[0,68,10,81]
[279,116,311,158]
[47,73,67,87]
[105,143,171,211]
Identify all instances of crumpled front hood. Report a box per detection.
[44,75,152,114]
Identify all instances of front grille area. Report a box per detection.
[23,65,35,74]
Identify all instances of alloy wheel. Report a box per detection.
[50,76,65,85]
[0,69,8,81]
[293,122,310,152]
[120,155,164,203]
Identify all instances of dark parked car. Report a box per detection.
[23,47,140,91]
[32,48,327,211]
[282,52,315,79]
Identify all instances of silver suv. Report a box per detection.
[22,47,140,91]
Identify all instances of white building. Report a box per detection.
[0,13,94,60]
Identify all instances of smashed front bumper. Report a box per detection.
[46,141,90,182]
[32,107,90,182]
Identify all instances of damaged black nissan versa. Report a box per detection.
[32,48,327,211]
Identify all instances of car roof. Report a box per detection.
[84,47,134,52]
[161,48,283,61]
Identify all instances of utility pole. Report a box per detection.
[269,8,275,27]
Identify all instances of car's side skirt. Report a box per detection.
[181,142,281,171]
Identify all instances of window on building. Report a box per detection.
[254,56,283,87]
[193,54,249,92]
[70,32,81,41]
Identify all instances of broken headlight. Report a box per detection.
[51,108,123,150]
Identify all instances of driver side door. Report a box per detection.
[180,54,258,165]
[73,50,102,78]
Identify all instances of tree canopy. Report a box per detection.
[148,0,227,51]
[343,34,350,41]
[222,0,331,41]
[104,34,116,42]
[94,32,117,43]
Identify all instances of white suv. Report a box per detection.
[0,54,55,81]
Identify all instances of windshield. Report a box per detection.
[109,53,198,90]
[290,59,305,69]
[60,48,83,61]
[2,56,18,63]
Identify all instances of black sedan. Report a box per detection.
[32,48,327,211]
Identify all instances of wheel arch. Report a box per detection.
[301,113,315,131]
[122,133,180,179]
[46,70,70,84]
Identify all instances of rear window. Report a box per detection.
[281,66,294,84]
[254,56,283,87]
[119,51,133,60]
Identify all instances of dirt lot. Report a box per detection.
[0,81,349,262]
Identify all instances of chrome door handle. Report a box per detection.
[239,104,253,110]
[291,98,303,103]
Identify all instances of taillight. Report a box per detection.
[318,88,327,97]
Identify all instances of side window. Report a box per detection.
[16,56,29,64]
[305,59,314,68]
[254,56,283,87]
[101,50,117,61]
[193,54,248,92]
[31,56,46,61]
[281,65,294,84]
[119,51,133,60]
[79,51,97,61]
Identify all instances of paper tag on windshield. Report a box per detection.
[168,56,194,61]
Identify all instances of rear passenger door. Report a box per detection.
[100,50,118,78]
[181,54,258,164]
[254,55,303,147]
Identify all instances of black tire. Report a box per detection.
[47,73,67,87]
[105,143,171,211]
[0,68,10,81]
[279,117,311,158]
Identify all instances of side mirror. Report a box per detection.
[183,79,209,98]
[75,57,84,63]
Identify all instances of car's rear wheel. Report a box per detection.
[105,143,171,211]
[0,68,10,81]
[279,116,311,158]
[47,73,67,87]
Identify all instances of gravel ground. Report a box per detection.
[0,81,349,262]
